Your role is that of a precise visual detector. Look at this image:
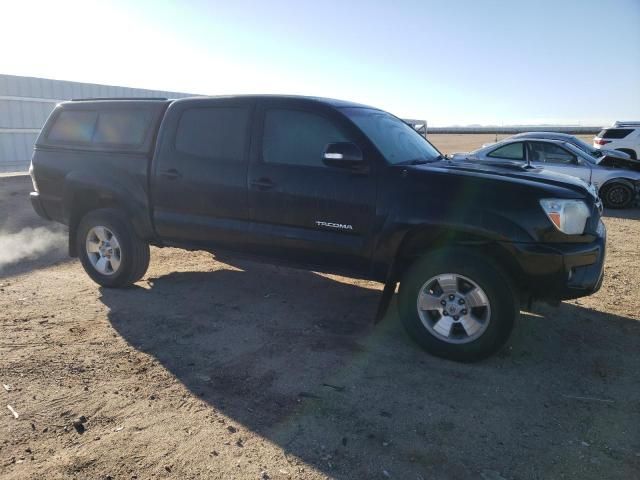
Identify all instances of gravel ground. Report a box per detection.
[1,150,639,479]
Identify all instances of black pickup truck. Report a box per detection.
[29,95,606,361]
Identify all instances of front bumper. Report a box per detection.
[503,221,606,301]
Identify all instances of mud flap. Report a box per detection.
[68,225,78,257]
[375,280,397,323]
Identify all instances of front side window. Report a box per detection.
[487,142,524,160]
[529,142,576,164]
[342,107,441,165]
[175,107,249,161]
[262,109,350,167]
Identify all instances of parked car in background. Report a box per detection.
[450,138,640,208]
[594,122,640,160]
[508,132,635,168]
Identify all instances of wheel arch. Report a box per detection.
[63,173,155,257]
[599,177,637,201]
[392,227,526,296]
[599,177,636,191]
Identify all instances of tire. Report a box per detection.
[398,249,518,362]
[77,208,150,288]
[600,182,634,209]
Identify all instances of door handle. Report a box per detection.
[251,178,275,190]
[159,168,182,180]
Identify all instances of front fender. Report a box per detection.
[370,203,533,281]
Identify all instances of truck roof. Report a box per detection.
[41,95,379,154]
[169,94,376,109]
[61,94,375,110]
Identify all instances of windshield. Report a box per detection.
[341,107,442,165]
[563,142,597,164]
[570,136,601,157]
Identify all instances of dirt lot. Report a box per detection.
[1,140,639,479]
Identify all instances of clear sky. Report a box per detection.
[2,0,639,126]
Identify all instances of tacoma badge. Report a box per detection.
[315,221,353,230]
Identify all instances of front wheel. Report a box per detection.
[600,182,634,209]
[398,249,518,362]
[77,208,150,288]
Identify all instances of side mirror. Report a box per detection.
[322,142,365,170]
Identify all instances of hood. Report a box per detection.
[600,148,631,160]
[596,155,640,171]
[412,159,595,199]
[449,152,474,161]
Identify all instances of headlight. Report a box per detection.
[540,199,590,235]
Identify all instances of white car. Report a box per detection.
[594,122,640,160]
[450,138,640,209]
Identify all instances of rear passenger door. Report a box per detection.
[247,100,377,273]
[151,99,254,248]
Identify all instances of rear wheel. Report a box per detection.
[398,249,518,362]
[77,209,150,287]
[600,182,634,209]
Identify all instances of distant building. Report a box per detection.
[0,74,194,173]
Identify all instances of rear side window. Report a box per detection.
[487,142,524,160]
[47,111,98,143]
[46,108,151,146]
[262,109,350,167]
[598,128,633,139]
[175,107,249,161]
[93,110,151,145]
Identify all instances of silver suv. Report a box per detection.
[594,122,640,160]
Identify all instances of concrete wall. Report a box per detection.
[0,74,194,173]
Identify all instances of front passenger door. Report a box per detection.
[527,141,591,183]
[247,101,377,273]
